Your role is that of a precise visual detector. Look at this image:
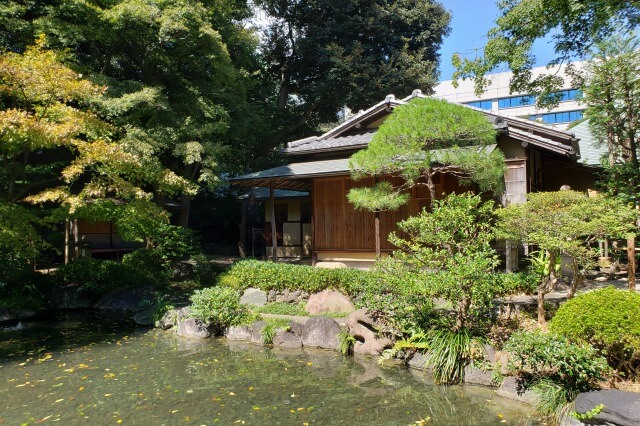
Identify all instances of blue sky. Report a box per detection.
[438,0,556,81]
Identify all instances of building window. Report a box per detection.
[465,100,493,110]
[300,203,312,223]
[529,110,583,124]
[555,89,582,102]
[498,95,536,109]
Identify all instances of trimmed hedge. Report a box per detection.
[550,287,640,377]
[217,259,385,296]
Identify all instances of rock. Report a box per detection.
[156,308,179,330]
[251,321,267,344]
[273,331,302,349]
[0,308,16,323]
[483,344,497,363]
[464,365,494,387]
[267,290,277,303]
[177,307,192,322]
[96,287,157,311]
[344,309,393,355]
[226,325,253,341]
[315,262,347,269]
[176,318,211,339]
[496,376,536,404]
[133,309,155,326]
[49,286,95,309]
[574,390,640,426]
[240,288,267,306]
[305,290,355,315]
[407,352,427,370]
[497,350,512,375]
[289,321,305,336]
[301,316,341,350]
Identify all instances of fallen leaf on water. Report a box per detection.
[306,362,313,366]
[229,392,236,396]
[104,394,112,397]
[171,410,179,414]
[79,386,85,391]
[54,399,64,403]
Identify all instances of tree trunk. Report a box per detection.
[178,194,191,228]
[537,289,546,328]
[238,198,248,258]
[629,235,636,290]
[455,296,471,332]
[425,171,437,206]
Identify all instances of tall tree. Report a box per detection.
[0,0,264,227]
[0,37,192,256]
[570,34,640,168]
[347,97,504,211]
[256,0,451,139]
[452,0,640,107]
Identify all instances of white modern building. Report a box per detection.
[434,64,585,129]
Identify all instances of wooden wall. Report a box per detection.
[313,174,465,252]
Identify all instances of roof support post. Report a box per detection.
[270,182,278,262]
[375,211,381,258]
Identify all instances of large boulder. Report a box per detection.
[273,331,303,349]
[240,288,267,306]
[407,352,427,370]
[226,325,253,341]
[315,262,347,269]
[301,316,341,350]
[96,287,157,311]
[574,390,640,426]
[305,290,355,315]
[49,286,95,309]
[251,321,267,344]
[156,308,179,330]
[176,318,211,339]
[133,309,155,326]
[463,365,494,387]
[344,309,393,356]
[496,376,536,404]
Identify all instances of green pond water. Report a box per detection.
[0,312,538,425]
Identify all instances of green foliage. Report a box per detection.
[550,287,640,378]
[0,269,52,311]
[338,332,356,355]
[380,193,501,331]
[261,318,290,344]
[122,249,168,282]
[496,190,638,319]
[505,331,610,406]
[0,202,43,284]
[55,258,156,296]
[423,328,478,384]
[572,404,605,421]
[139,293,174,324]
[598,162,640,205]
[217,259,383,296]
[253,302,307,317]
[348,98,503,210]
[571,34,640,168]
[452,0,639,106]
[256,0,451,137]
[531,379,571,417]
[189,286,256,329]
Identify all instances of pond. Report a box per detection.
[0,312,537,425]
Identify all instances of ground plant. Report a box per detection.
[190,286,256,330]
[505,331,610,415]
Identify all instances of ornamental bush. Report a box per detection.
[189,286,256,329]
[216,259,384,296]
[505,331,610,413]
[550,287,640,378]
[55,258,157,296]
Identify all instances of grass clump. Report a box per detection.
[254,302,307,316]
[190,286,257,329]
[261,318,291,344]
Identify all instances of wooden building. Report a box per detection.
[231,91,600,264]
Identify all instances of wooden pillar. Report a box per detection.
[628,235,636,290]
[375,211,381,258]
[64,219,70,264]
[73,219,80,260]
[270,183,278,262]
[505,240,518,272]
[311,181,316,265]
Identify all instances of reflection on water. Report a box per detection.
[0,312,538,425]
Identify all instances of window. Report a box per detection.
[498,95,536,109]
[273,203,288,223]
[529,110,583,124]
[554,89,582,102]
[300,203,312,223]
[465,100,493,110]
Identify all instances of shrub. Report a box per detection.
[55,258,156,296]
[550,287,640,378]
[505,331,609,413]
[122,249,168,282]
[261,318,290,344]
[190,286,256,329]
[217,259,383,296]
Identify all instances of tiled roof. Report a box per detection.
[285,130,375,154]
